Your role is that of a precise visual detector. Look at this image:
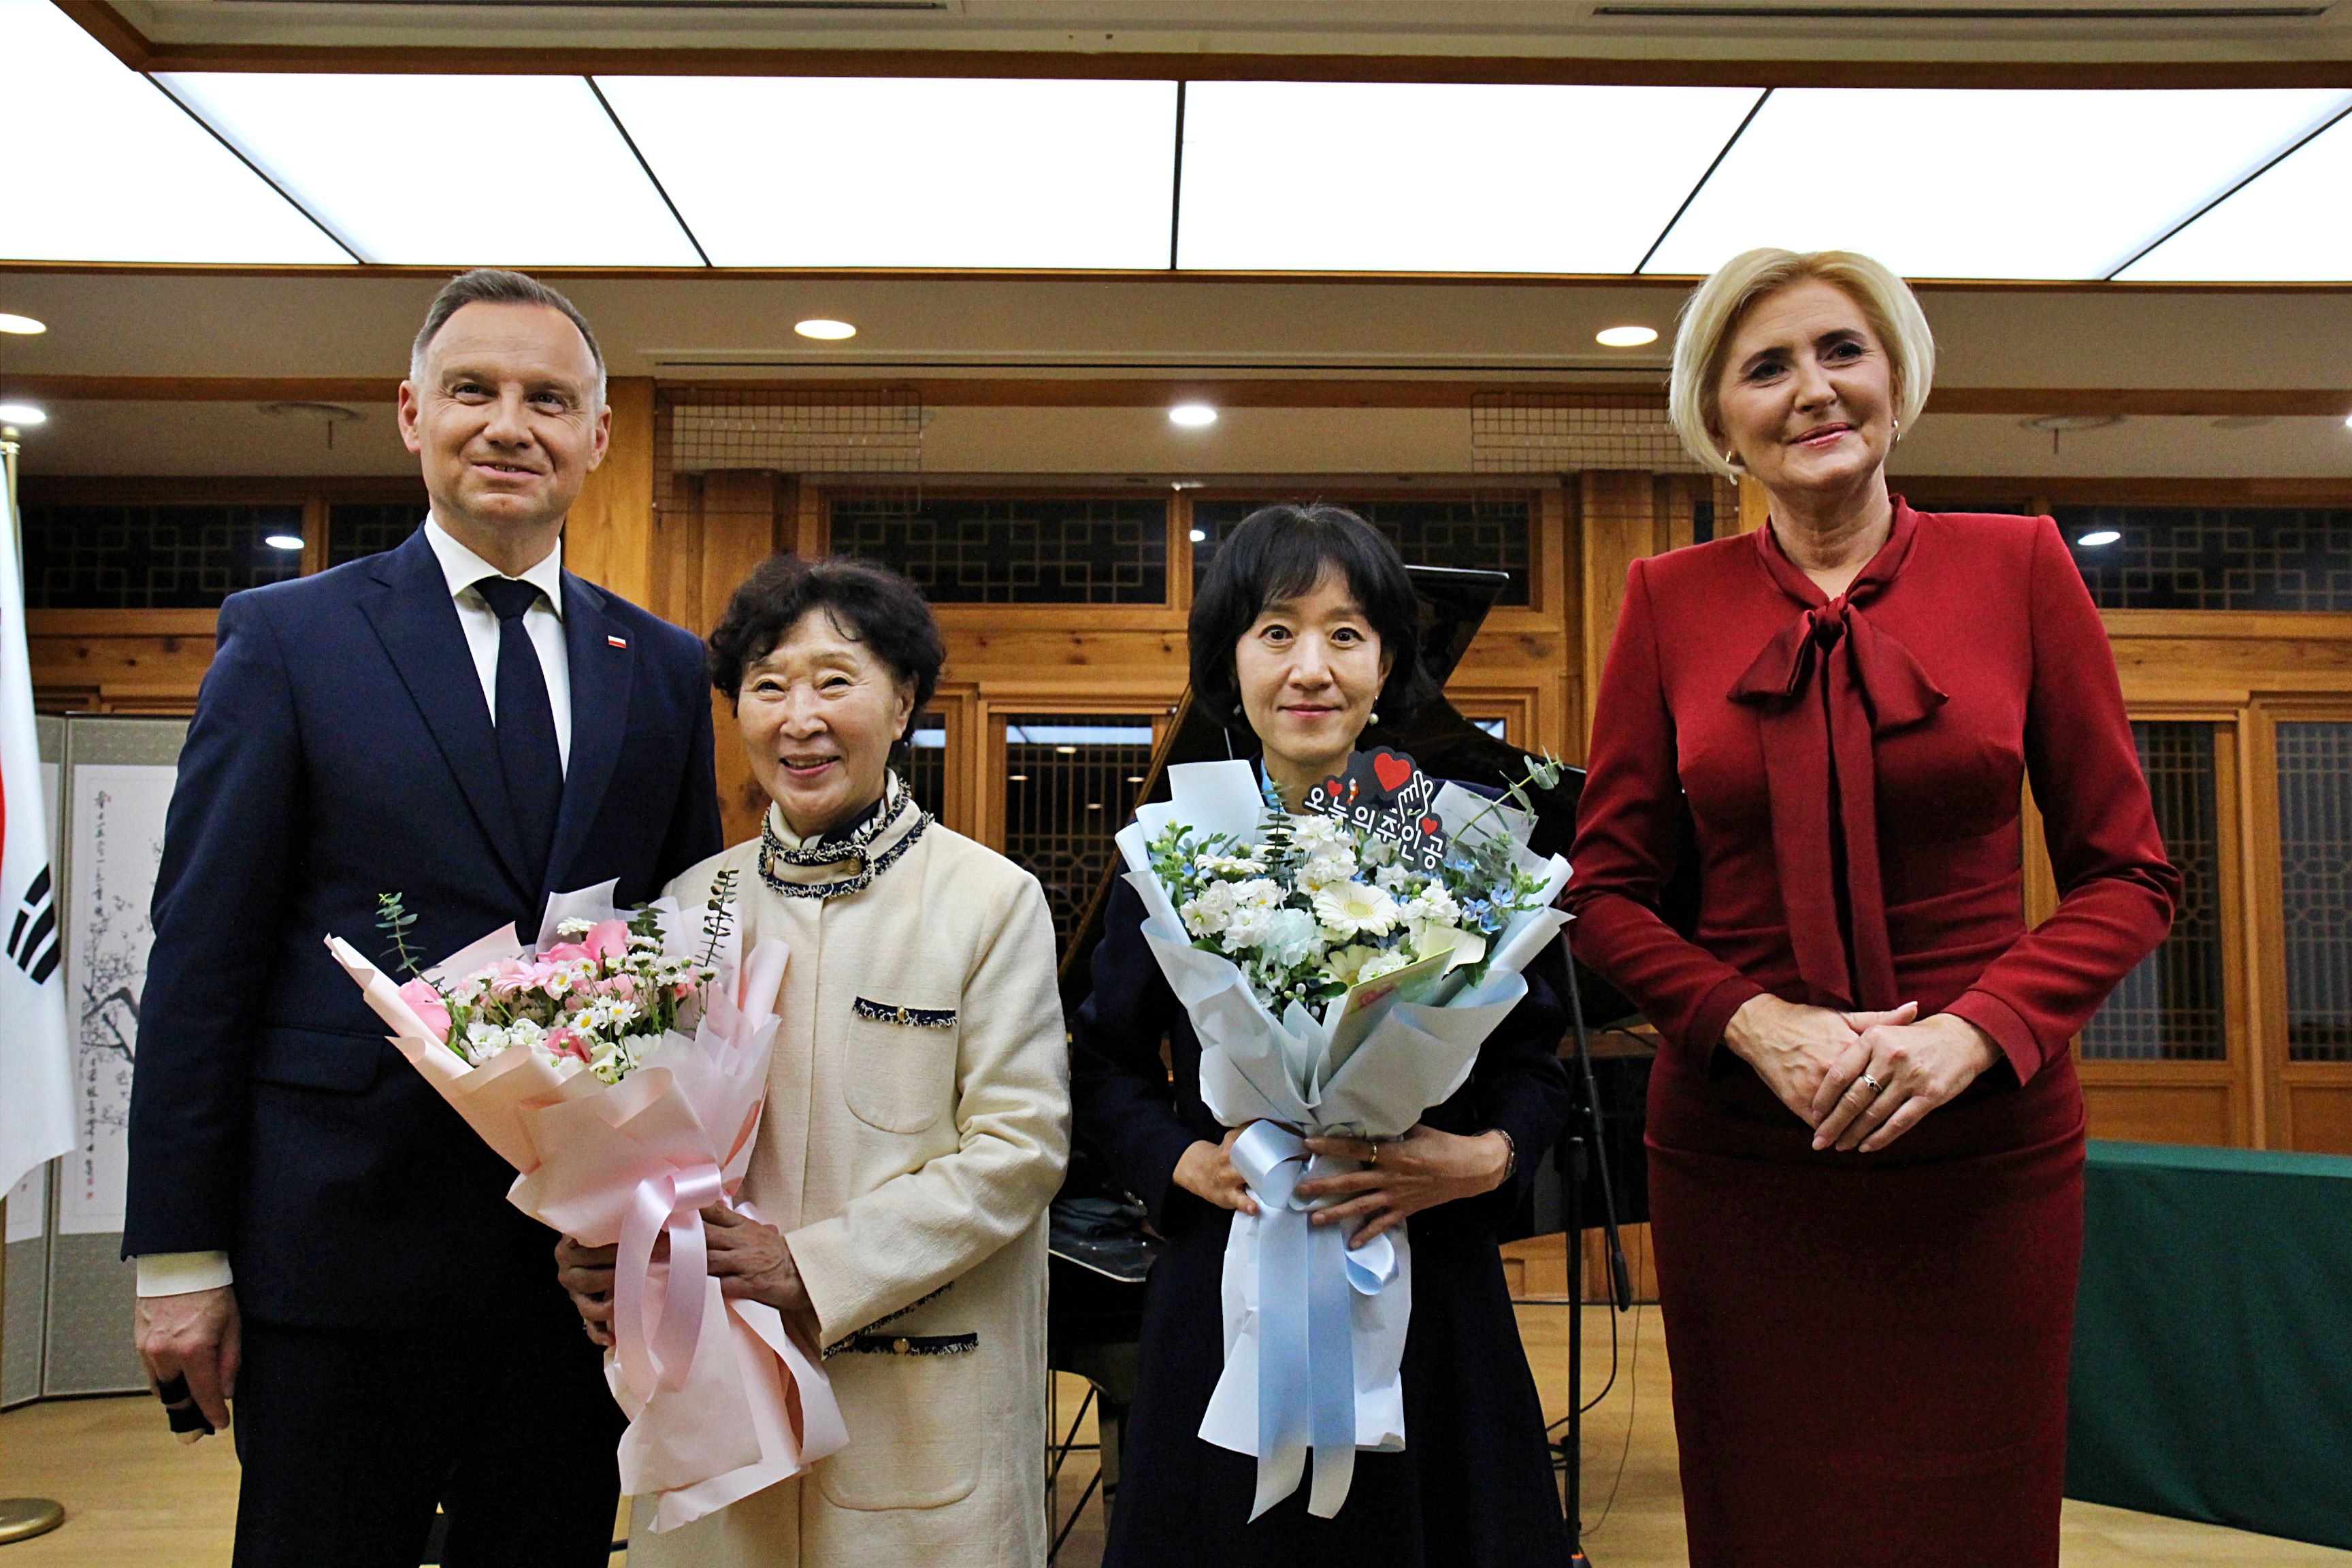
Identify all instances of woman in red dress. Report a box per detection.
[1565,248,2178,1567]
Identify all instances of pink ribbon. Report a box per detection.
[615,1160,728,1397]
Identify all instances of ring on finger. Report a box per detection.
[1365,1141,1380,1169]
[1861,1073,1883,1091]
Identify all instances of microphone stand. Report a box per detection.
[1557,936,1630,1568]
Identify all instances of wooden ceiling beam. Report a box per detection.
[50,1,2352,88]
[5,374,2346,416]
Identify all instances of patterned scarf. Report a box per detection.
[756,774,932,900]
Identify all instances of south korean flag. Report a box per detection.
[0,446,71,1201]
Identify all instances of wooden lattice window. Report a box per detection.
[20,504,305,609]
[2057,506,2352,612]
[2275,721,2352,1063]
[1189,497,1533,607]
[326,502,424,567]
[2081,722,2227,1062]
[832,497,1168,605]
[1000,715,1157,949]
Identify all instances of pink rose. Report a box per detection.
[396,979,451,1043]
[541,942,593,968]
[542,1028,590,1063]
[488,958,536,994]
[584,920,630,962]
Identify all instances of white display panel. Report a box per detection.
[61,763,177,1236]
[0,0,346,264]
[595,75,1178,268]
[158,73,705,266]
[1644,86,2352,280]
[1177,81,1761,274]
[2119,109,2352,282]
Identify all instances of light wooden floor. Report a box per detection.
[5,1312,2347,1568]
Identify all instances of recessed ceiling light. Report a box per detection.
[1008,774,1030,782]
[1189,528,1207,542]
[265,534,306,551]
[2343,410,2352,429]
[794,318,857,340]
[1596,325,1659,347]
[0,403,47,425]
[1055,745,1079,754]
[0,314,46,336]
[1126,774,1146,783]
[2076,530,2123,548]
[1169,403,1218,428]
[1085,802,1104,810]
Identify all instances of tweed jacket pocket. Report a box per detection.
[815,1329,983,1511]
[843,996,961,1134]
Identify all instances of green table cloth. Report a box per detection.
[2068,1139,2352,1550]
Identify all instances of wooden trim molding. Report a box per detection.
[19,374,2345,418]
[50,4,2352,93]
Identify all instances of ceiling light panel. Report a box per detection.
[0,0,346,263]
[157,73,704,266]
[1177,82,1761,274]
[593,77,1177,268]
[2118,110,2352,281]
[1644,88,2352,280]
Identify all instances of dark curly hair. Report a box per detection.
[707,555,944,737]
[1188,503,1428,734]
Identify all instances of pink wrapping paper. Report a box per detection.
[325,904,846,1533]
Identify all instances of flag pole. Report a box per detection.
[0,423,67,1549]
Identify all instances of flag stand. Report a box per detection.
[0,431,69,1550]
[0,1499,63,1546]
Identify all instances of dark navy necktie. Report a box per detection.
[472,576,563,889]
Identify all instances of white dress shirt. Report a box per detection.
[137,518,575,1298]
[423,515,572,775]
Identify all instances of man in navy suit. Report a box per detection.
[124,269,721,1567]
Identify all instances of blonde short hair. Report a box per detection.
[1668,248,1936,481]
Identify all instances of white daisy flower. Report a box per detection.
[1312,880,1399,941]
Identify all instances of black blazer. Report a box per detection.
[123,527,722,1327]
[1071,874,1571,1243]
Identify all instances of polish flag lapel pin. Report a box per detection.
[607,635,628,649]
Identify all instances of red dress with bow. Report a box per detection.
[1565,502,2176,1568]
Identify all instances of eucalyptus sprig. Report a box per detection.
[376,892,426,979]
[698,868,742,970]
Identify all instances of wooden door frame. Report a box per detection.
[2242,696,2352,1152]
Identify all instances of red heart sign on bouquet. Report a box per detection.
[1373,752,1414,794]
[1420,816,1441,836]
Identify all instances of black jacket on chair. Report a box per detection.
[122,525,722,1328]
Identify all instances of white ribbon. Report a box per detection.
[1224,1122,1402,1520]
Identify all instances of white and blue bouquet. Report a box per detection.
[1114,749,1569,1520]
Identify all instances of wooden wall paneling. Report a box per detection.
[299,488,328,578]
[563,376,656,610]
[28,610,216,714]
[698,470,783,635]
[1735,474,1771,535]
[789,478,825,561]
[648,470,704,634]
[1578,470,1656,745]
[1169,491,1196,616]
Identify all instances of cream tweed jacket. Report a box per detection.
[629,798,1071,1568]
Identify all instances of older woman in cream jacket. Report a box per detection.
[558,555,1069,1567]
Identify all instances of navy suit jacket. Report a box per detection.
[123,527,723,1327]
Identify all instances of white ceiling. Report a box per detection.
[11,0,2352,280]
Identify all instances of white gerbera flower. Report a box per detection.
[1311,879,1399,941]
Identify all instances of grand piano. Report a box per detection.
[1044,564,1679,1548]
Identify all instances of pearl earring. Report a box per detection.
[1368,710,1381,726]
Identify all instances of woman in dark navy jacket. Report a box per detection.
[1071,503,1573,1568]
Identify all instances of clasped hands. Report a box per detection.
[555,1205,821,1357]
[1722,994,2001,1154]
[1171,1122,1513,1250]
